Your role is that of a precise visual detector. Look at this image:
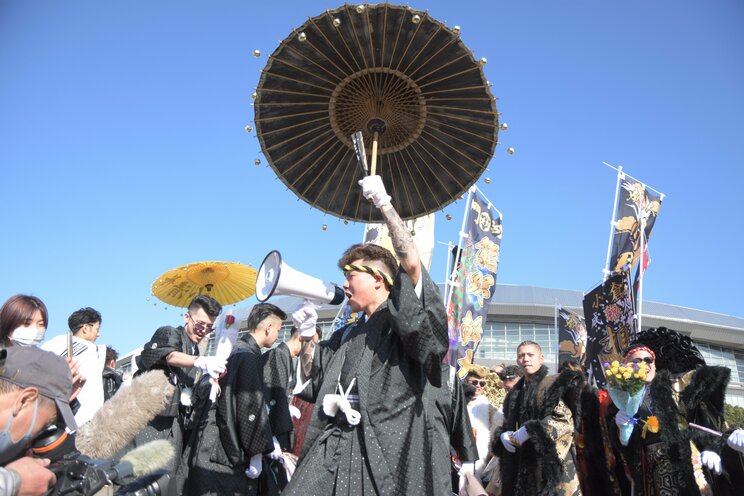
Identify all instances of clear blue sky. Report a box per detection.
[2,0,742,355]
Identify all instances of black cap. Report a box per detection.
[0,347,77,432]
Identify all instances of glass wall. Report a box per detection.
[475,321,556,363]
[696,343,741,383]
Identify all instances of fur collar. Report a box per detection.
[492,366,584,496]
[680,365,730,420]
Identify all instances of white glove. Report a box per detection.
[500,431,517,453]
[615,410,633,427]
[194,356,227,378]
[244,453,262,479]
[512,426,529,446]
[727,428,744,453]
[269,436,283,460]
[700,450,722,475]
[458,462,474,496]
[358,175,391,208]
[291,300,318,338]
[289,404,302,419]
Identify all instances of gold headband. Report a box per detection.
[343,264,394,287]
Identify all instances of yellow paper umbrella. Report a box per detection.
[151,261,257,307]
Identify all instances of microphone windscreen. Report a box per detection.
[76,370,175,459]
[119,440,175,479]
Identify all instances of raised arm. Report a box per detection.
[359,175,421,285]
[380,203,421,286]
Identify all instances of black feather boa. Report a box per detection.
[628,327,705,375]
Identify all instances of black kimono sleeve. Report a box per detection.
[388,266,448,386]
[451,377,479,462]
[261,344,294,450]
[139,326,183,370]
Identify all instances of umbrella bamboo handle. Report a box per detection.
[370,131,379,176]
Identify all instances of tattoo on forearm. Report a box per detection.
[301,340,316,378]
[382,205,415,261]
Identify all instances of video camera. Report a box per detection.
[32,427,174,496]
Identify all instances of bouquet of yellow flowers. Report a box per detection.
[603,360,649,445]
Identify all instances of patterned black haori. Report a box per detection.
[283,267,448,496]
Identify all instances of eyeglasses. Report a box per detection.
[466,379,487,387]
[188,314,213,333]
[630,357,654,364]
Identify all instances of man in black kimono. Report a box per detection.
[284,175,449,495]
[182,303,287,496]
[262,325,322,453]
[134,295,225,471]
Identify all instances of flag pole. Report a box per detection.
[473,185,504,220]
[554,300,560,371]
[637,214,646,334]
[603,162,665,198]
[445,186,474,309]
[603,164,624,280]
[444,240,454,304]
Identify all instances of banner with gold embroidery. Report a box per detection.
[608,175,663,275]
[582,272,635,388]
[445,191,502,377]
[557,306,587,368]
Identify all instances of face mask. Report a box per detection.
[10,325,46,347]
[0,398,39,465]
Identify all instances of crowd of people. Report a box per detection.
[1,176,744,496]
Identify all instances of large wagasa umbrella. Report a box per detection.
[151,261,257,307]
[254,3,499,222]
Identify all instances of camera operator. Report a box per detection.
[0,346,76,496]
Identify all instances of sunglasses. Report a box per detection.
[630,357,654,364]
[466,379,487,387]
[188,314,214,333]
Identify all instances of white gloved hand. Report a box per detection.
[291,300,318,338]
[194,356,227,378]
[244,453,262,479]
[289,404,302,419]
[358,175,391,208]
[700,450,722,475]
[500,431,517,453]
[269,436,283,460]
[512,426,530,446]
[727,428,744,453]
[615,410,633,427]
[458,462,474,496]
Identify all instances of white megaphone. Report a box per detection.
[256,250,346,305]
